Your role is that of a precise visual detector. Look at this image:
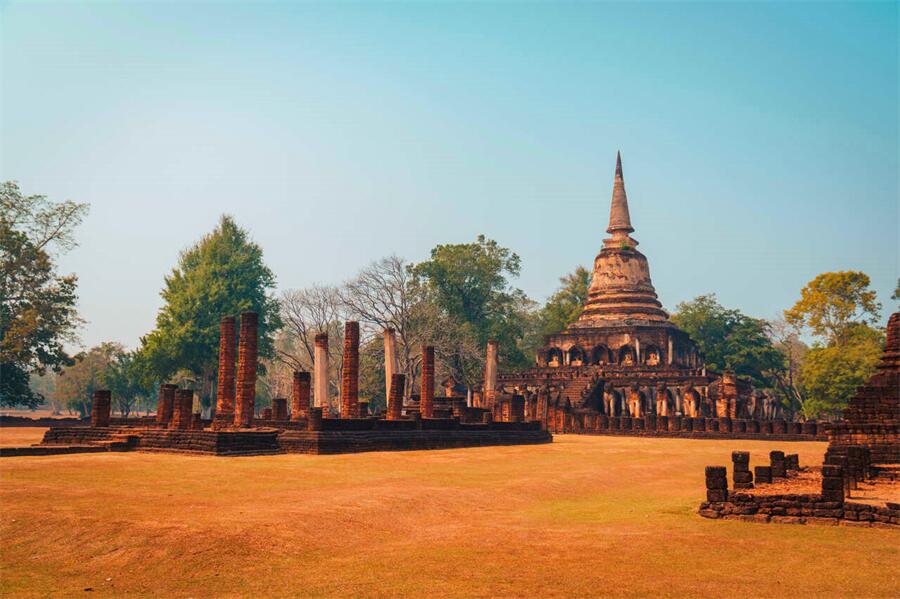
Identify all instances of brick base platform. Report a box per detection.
[32,420,551,456]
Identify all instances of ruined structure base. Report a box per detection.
[33,423,551,456]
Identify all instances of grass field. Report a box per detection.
[1,433,897,598]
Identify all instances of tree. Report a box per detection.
[105,350,157,417]
[767,318,809,417]
[54,342,123,417]
[785,271,884,419]
[671,294,785,388]
[536,266,592,337]
[1,181,88,408]
[892,278,899,302]
[800,324,884,418]
[412,235,533,373]
[784,271,881,344]
[139,215,282,411]
[277,285,345,413]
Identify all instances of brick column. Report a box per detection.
[821,464,845,502]
[156,384,177,426]
[755,465,772,484]
[91,390,111,427]
[484,339,499,409]
[272,398,288,421]
[216,316,236,415]
[420,345,435,418]
[769,450,786,478]
[341,321,359,418]
[388,373,405,420]
[172,389,193,430]
[314,333,329,409]
[384,328,399,404]
[291,371,311,421]
[731,451,753,489]
[234,312,258,427]
[705,466,727,502]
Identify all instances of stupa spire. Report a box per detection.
[604,151,637,247]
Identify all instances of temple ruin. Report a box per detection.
[494,153,808,439]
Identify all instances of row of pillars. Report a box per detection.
[213,314,450,424]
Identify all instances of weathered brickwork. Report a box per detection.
[699,449,899,528]
[291,371,311,421]
[171,389,193,431]
[827,311,899,464]
[234,312,258,427]
[91,390,111,428]
[156,384,177,426]
[216,316,236,415]
[420,345,435,418]
[388,373,405,420]
[341,321,360,418]
[498,155,784,434]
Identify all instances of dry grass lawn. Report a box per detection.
[1,433,897,598]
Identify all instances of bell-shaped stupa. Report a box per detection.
[572,152,669,327]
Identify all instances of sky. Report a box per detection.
[1,1,897,351]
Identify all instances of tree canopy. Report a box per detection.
[139,215,281,408]
[412,235,533,372]
[1,181,88,407]
[784,271,881,344]
[671,294,784,388]
[785,271,884,418]
[536,265,592,337]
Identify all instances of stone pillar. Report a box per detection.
[156,384,177,426]
[667,337,674,365]
[705,466,727,502]
[307,407,323,431]
[216,316,236,415]
[291,371,311,421]
[731,451,753,489]
[191,412,203,430]
[769,450,786,478]
[262,407,273,420]
[91,390,111,427]
[234,312,258,428]
[314,333,329,409]
[341,321,360,418]
[387,373,405,420]
[420,345,435,419]
[754,465,772,484]
[721,371,738,418]
[384,328,399,404]
[484,339,499,409]
[272,398,288,421]
[821,464,844,502]
[172,389,193,430]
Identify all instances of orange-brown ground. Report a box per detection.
[0,427,47,448]
[1,434,898,598]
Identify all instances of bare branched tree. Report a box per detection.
[277,285,345,412]
[340,255,431,400]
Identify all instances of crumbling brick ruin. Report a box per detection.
[699,448,899,528]
[498,154,789,436]
[826,311,900,464]
[291,371,310,421]
[341,321,360,418]
[234,311,258,427]
[216,316,236,416]
[34,310,550,456]
[420,345,435,419]
[91,390,111,428]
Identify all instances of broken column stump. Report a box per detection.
[731,451,753,489]
[705,466,728,502]
[91,390,111,427]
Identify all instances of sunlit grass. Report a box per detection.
[1,434,897,598]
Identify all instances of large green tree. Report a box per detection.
[784,271,881,344]
[54,342,123,417]
[537,265,592,336]
[0,182,88,408]
[671,294,784,388]
[785,271,884,418]
[412,235,533,377]
[140,215,282,410]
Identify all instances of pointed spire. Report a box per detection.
[607,151,634,236]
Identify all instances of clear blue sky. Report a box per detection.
[2,1,897,350]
